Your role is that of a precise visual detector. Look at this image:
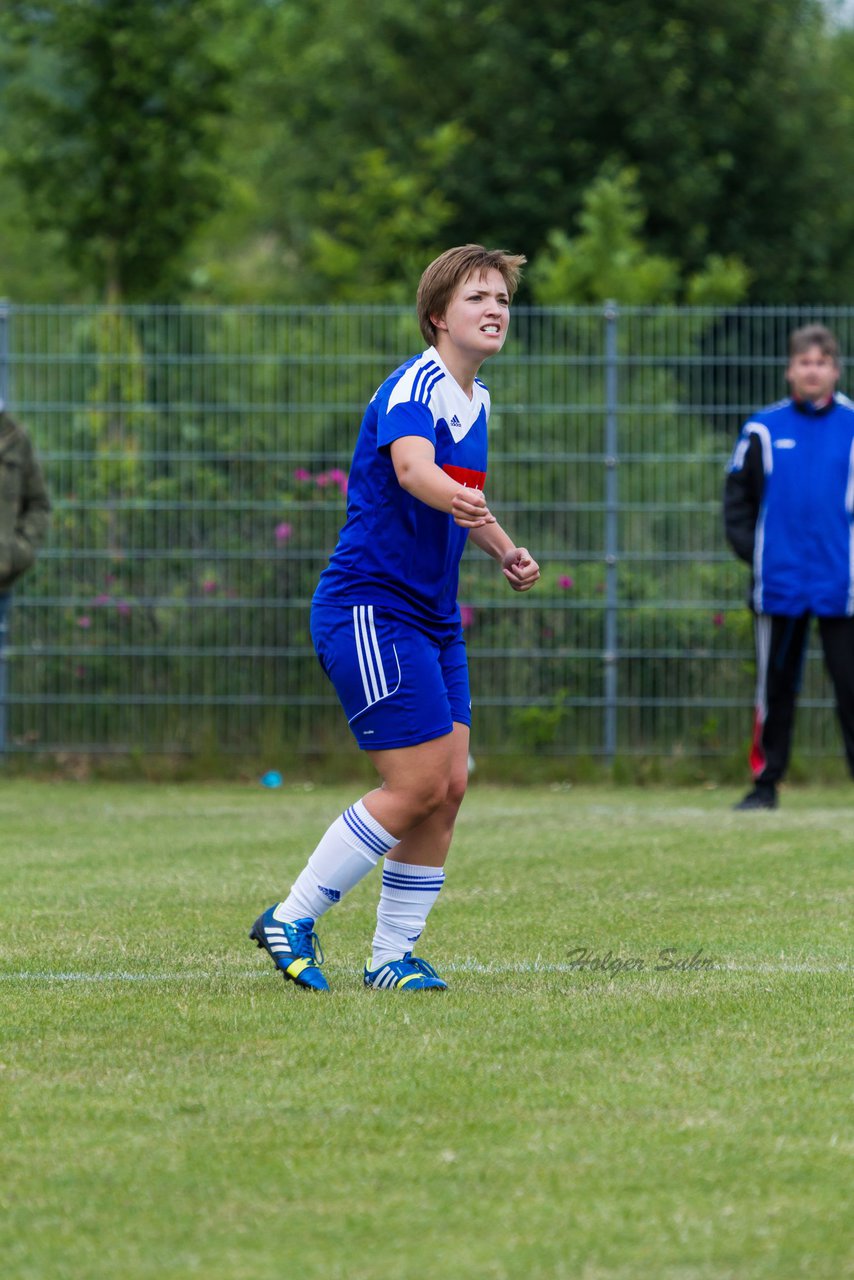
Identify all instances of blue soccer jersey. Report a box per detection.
[727,393,854,615]
[313,347,490,626]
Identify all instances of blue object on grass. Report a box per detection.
[261,770,283,788]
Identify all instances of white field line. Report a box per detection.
[0,959,851,982]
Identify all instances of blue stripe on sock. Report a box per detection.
[349,805,396,853]
[382,869,444,882]
[382,867,444,879]
[382,871,444,891]
[343,806,393,857]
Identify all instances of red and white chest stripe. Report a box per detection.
[441,463,486,490]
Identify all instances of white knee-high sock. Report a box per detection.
[274,800,399,923]
[371,860,446,967]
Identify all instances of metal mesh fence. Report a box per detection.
[1,302,850,763]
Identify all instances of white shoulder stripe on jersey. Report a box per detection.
[745,421,773,475]
[729,437,749,472]
[388,354,444,413]
[412,361,443,405]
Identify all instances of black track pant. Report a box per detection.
[750,613,854,784]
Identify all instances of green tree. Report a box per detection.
[530,166,750,305]
[228,0,854,303]
[1,0,232,301]
[304,125,467,301]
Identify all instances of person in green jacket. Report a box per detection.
[0,402,51,750]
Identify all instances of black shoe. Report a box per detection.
[733,785,778,811]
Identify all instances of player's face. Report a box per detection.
[432,268,511,362]
[786,345,839,402]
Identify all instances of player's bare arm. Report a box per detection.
[468,522,541,592]
[390,435,496,528]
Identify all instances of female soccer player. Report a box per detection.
[251,244,540,991]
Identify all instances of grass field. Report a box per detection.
[1,780,851,1280]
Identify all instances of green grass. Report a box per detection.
[1,780,851,1280]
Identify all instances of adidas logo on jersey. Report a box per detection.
[450,414,461,428]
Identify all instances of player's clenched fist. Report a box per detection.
[501,546,540,591]
[452,486,496,528]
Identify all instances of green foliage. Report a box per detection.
[685,254,753,306]
[305,124,467,301]
[530,166,750,305]
[0,0,233,300]
[508,691,568,751]
[78,314,146,497]
[3,0,854,303]
[0,171,79,302]
[212,0,854,304]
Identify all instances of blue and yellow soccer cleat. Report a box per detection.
[249,906,329,991]
[363,953,448,991]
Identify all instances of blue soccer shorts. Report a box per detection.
[310,602,471,750]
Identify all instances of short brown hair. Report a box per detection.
[788,323,840,363]
[416,244,526,345]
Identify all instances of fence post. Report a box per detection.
[603,300,619,766]
[0,300,8,757]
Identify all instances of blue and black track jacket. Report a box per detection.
[724,394,854,616]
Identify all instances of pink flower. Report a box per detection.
[315,471,332,488]
[558,574,574,590]
[460,605,475,629]
[327,468,349,494]
[201,579,218,594]
[116,601,132,617]
[92,594,112,607]
[76,615,91,629]
[275,522,293,543]
[293,468,312,483]
[713,612,725,628]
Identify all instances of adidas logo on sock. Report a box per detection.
[318,886,341,903]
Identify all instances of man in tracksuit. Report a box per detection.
[724,324,854,810]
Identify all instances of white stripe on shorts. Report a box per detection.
[365,606,388,697]
[353,605,389,706]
